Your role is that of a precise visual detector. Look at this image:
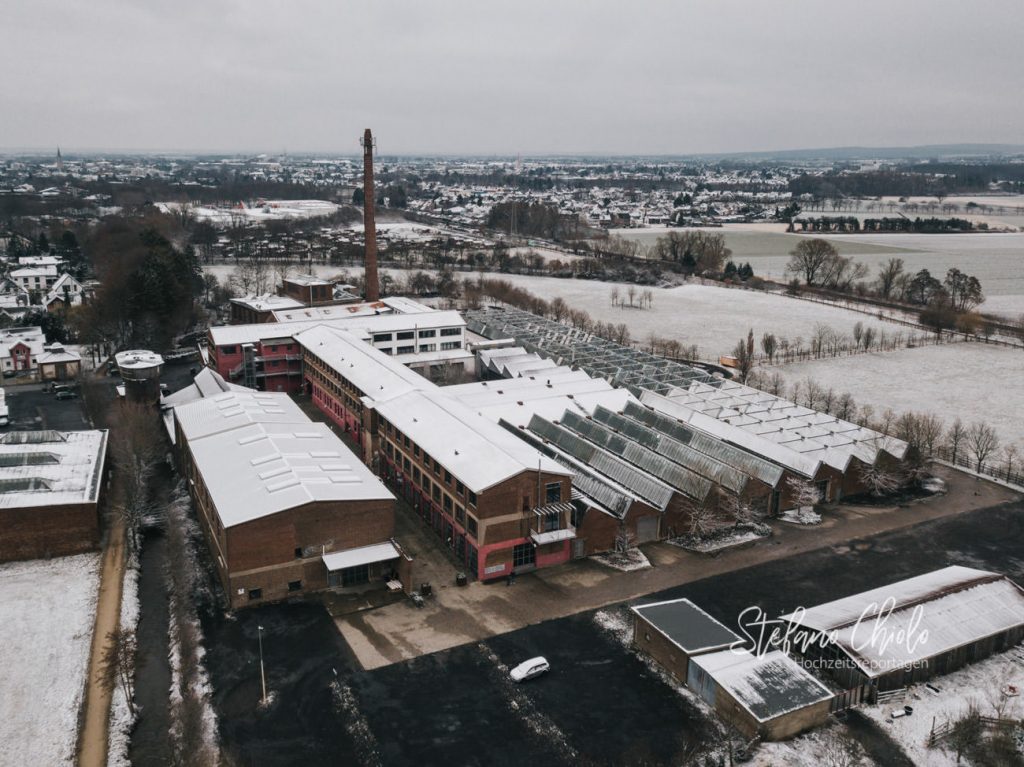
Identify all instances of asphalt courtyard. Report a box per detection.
[201,482,1024,766]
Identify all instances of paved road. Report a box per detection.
[202,498,1024,766]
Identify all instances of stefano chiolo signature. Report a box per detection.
[732,598,930,659]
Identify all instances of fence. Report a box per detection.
[933,446,1024,490]
[928,715,1018,747]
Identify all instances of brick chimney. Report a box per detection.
[362,128,380,301]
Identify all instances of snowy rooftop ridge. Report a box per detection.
[783,566,1024,679]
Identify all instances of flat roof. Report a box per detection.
[322,541,400,571]
[691,649,833,723]
[230,294,305,312]
[0,430,108,509]
[632,598,743,654]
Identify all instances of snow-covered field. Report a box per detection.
[478,274,897,358]
[861,650,1024,767]
[0,553,101,766]
[620,225,1024,314]
[775,342,1024,455]
[157,199,339,224]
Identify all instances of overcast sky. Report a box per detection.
[3,0,1023,156]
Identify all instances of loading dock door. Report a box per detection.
[636,516,659,544]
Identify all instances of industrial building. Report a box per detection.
[466,307,908,505]
[688,649,833,741]
[782,566,1024,691]
[207,298,472,392]
[0,429,108,562]
[171,389,407,609]
[632,598,743,681]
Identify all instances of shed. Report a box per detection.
[687,649,833,740]
[631,598,742,681]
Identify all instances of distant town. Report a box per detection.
[2,139,1024,767]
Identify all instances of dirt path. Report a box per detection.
[76,521,127,767]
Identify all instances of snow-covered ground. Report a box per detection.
[775,342,1024,456]
[861,650,1024,767]
[0,553,101,766]
[620,225,1024,314]
[157,200,339,224]
[478,274,896,359]
[107,561,140,767]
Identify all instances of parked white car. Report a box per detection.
[510,656,550,682]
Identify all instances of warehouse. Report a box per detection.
[465,306,909,506]
[0,429,108,562]
[172,389,406,609]
[782,566,1024,691]
[632,598,743,682]
[688,649,833,741]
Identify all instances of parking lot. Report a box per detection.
[200,495,1024,766]
[5,382,90,431]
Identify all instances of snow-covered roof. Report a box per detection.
[37,344,80,365]
[161,369,252,442]
[0,327,45,357]
[295,325,434,400]
[114,350,163,371]
[783,566,1024,678]
[372,388,570,494]
[10,265,57,278]
[691,649,832,723]
[230,294,304,312]
[322,541,401,571]
[0,430,108,509]
[173,390,310,442]
[187,420,393,527]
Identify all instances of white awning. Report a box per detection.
[531,529,576,545]
[322,541,401,572]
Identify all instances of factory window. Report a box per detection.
[288,580,302,592]
[441,342,460,351]
[444,470,452,484]
[397,331,414,340]
[456,480,464,494]
[443,495,453,512]
[220,345,237,355]
[467,491,477,507]
[294,547,303,558]
[380,348,393,355]
[418,329,436,338]
[248,588,263,601]
[419,344,436,353]
[512,543,535,569]
[545,482,562,503]
[341,565,369,587]
[455,506,465,525]
[414,445,420,458]
[373,333,393,342]
[397,345,414,355]
[466,515,478,537]
[413,467,421,483]
[441,328,461,336]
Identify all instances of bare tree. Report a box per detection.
[614,520,636,554]
[876,257,905,299]
[687,498,724,539]
[946,418,967,465]
[732,328,755,384]
[967,422,1000,472]
[787,238,837,286]
[609,286,619,307]
[859,463,903,496]
[1001,444,1020,483]
[100,628,141,717]
[786,475,821,512]
[108,403,165,554]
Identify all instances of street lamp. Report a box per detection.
[257,624,267,705]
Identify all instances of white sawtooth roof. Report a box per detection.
[641,390,822,478]
[371,388,570,494]
[475,390,637,431]
[187,420,393,527]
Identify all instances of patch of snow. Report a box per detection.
[780,508,823,525]
[922,477,948,494]
[751,722,873,766]
[0,553,101,766]
[668,527,769,553]
[106,559,140,767]
[861,649,1024,767]
[592,548,651,571]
